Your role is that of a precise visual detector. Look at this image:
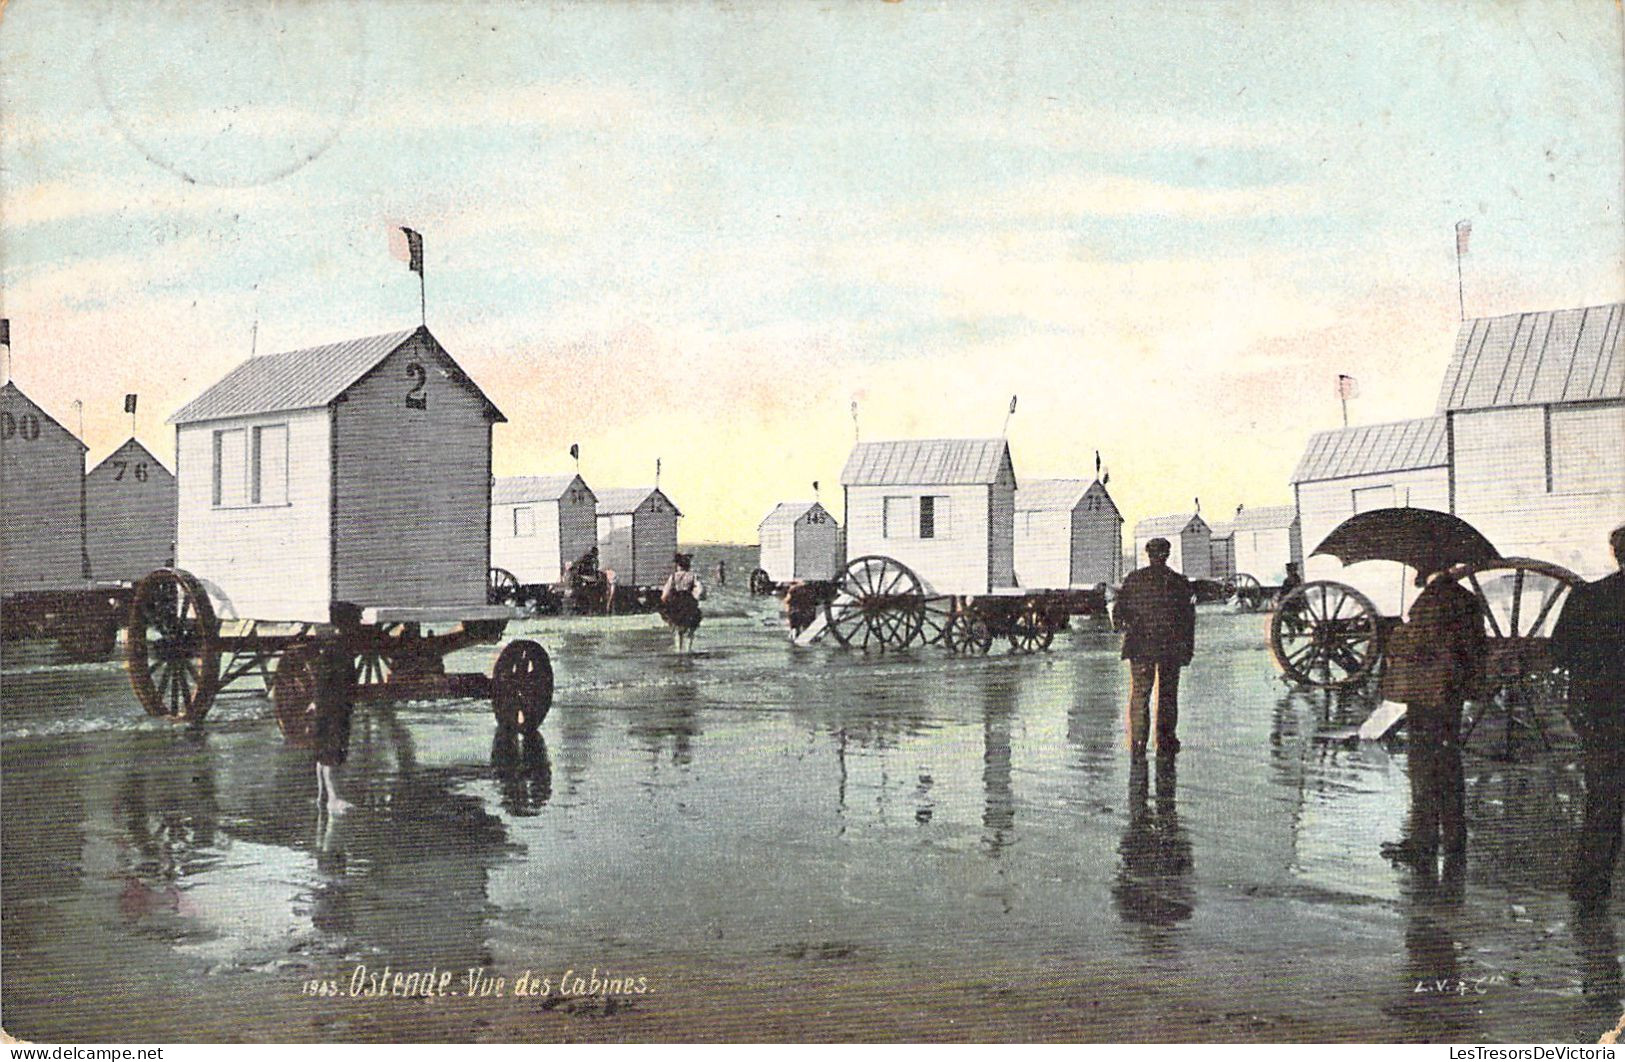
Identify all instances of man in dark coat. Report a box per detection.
[1552,525,1625,907]
[1381,566,1486,871]
[1113,537,1196,758]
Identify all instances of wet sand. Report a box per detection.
[3,564,1622,1042]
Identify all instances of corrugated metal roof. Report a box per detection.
[1134,513,1205,537]
[1290,416,1447,484]
[1436,302,1625,413]
[759,501,817,529]
[1015,478,1089,512]
[492,474,591,505]
[595,486,682,517]
[841,438,1012,486]
[1232,504,1298,532]
[170,330,418,424]
[168,327,505,425]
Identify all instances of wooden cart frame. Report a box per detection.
[125,568,554,740]
[816,555,1108,655]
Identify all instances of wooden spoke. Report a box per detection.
[1269,580,1380,689]
[126,569,221,723]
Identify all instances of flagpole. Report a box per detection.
[1454,219,1469,321]
[1341,394,1348,429]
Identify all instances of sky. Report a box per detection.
[2,0,1621,543]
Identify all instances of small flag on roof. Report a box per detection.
[1455,219,1471,257]
[401,227,424,275]
[1337,374,1359,400]
[124,394,137,414]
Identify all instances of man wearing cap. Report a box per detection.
[1113,537,1197,758]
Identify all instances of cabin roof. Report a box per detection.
[759,501,832,529]
[88,437,172,478]
[1135,513,1208,537]
[595,486,682,517]
[0,381,87,451]
[492,474,592,506]
[1015,478,1089,512]
[1436,302,1624,413]
[1232,504,1299,532]
[1290,415,1447,484]
[842,438,1013,487]
[1207,520,1234,541]
[169,326,504,425]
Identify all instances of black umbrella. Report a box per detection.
[1311,507,1500,574]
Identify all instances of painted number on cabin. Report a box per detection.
[0,411,42,441]
[112,461,149,483]
[405,362,428,410]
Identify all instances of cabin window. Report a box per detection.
[213,429,247,507]
[513,506,536,537]
[883,496,913,538]
[1549,405,1624,494]
[1351,485,1395,514]
[251,424,288,506]
[920,495,950,539]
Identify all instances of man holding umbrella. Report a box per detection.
[1312,508,1495,874]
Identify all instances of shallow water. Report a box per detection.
[3,563,1621,1042]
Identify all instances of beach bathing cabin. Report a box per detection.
[491,474,598,585]
[1290,416,1449,616]
[1437,303,1624,579]
[757,501,841,583]
[0,381,87,592]
[1013,478,1123,589]
[840,438,1016,596]
[1230,504,1304,585]
[85,438,176,583]
[1132,512,1211,579]
[595,487,681,588]
[168,326,505,623]
[1207,520,1236,582]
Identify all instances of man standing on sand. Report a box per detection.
[1552,524,1625,909]
[1113,537,1196,758]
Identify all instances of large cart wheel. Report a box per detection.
[487,567,521,606]
[1269,580,1381,688]
[271,643,320,748]
[942,609,993,655]
[126,568,221,722]
[823,555,925,652]
[1230,573,1265,612]
[492,640,553,733]
[1453,558,1583,750]
[748,568,774,596]
[1008,600,1055,654]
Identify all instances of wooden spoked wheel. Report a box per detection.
[915,596,956,648]
[492,640,554,733]
[823,555,926,652]
[942,609,993,655]
[1231,573,1265,612]
[748,568,774,596]
[271,644,321,748]
[1269,580,1381,688]
[487,567,521,606]
[355,645,394,688]
[1453,557,1582,718]
[1008,600,1055,654]
[126,568,221,722]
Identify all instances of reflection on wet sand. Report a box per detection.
[3,610,1623,1041]
[1113,756,1194,941]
